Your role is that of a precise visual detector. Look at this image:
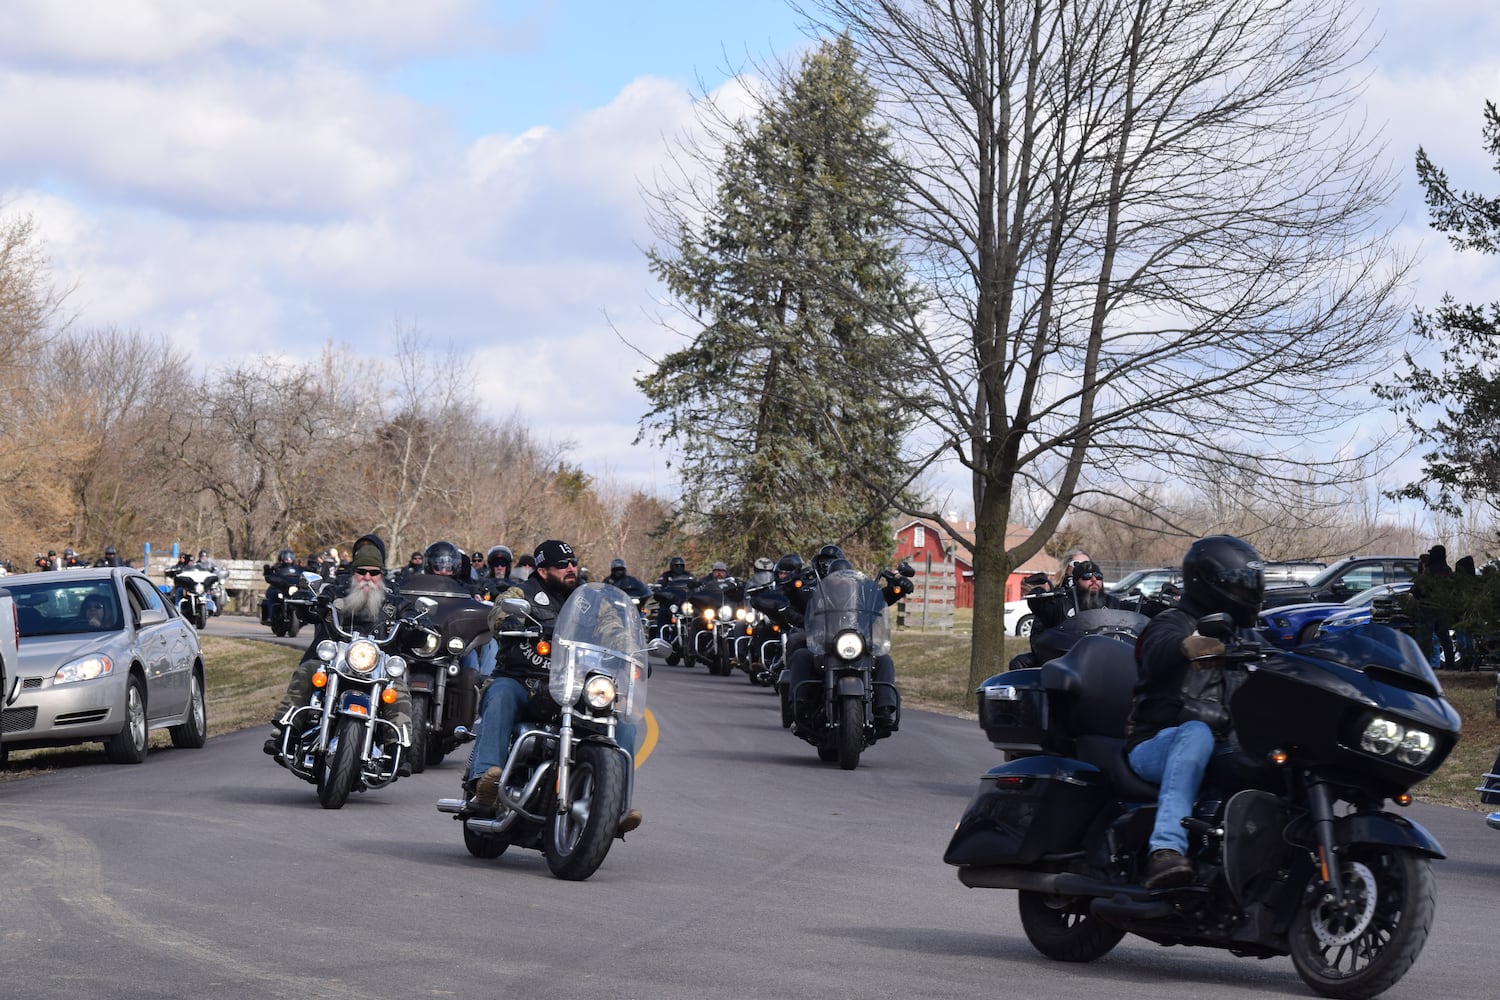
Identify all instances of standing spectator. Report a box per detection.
[1412,545,1456,670]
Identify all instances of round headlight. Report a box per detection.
[703,607,716,621]
[346,639,380,674]
[584,675,616,709]
[385,655,407,679]
[1396,729,1435,766]
[735,607,748,621]
[413,631,440,657]
[681,601,694,615]
[835,632,865,660]
[316,639,338,662]
[446,636,466,654]
[1360,717,1403,756]
[719,605,733,620]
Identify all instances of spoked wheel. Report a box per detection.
[317,717,364,809]
[169,669,208,749]
[104,676,149,764]
[1017,890,1126,962]
[1289,846,1435,999]
[409,693,431,774]
[835,695,864,771]
[543,742,626,881]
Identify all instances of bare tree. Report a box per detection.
[797,0,1409,691]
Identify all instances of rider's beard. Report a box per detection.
[342,575,386,622]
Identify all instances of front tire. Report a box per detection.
[544,742,626,881]
[836,695,864,771]
[169,669,208,749]
[409,693,431,775]
[464,823,510,859]
[317,716,364,809]
[105,675,149,764]
[1289,846,1436,999]
[1017,890,1125,962]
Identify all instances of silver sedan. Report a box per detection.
[1,567,206,765]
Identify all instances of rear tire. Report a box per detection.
[544,742,626,881]
[1017,890,1125,962]
[169,670,208,749]
[104,676,149,764]
[317,717,363,809]
[1289,846,1435,999]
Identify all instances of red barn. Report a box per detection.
[893,519,1055,609]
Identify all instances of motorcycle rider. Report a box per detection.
[263,534,414,775]
[652,554,697,643]
[467,539,641,834]
[394,550,426,586]
[474,545,515,600]
[1126,534,1264,889]
[93,546,125,568]
[746,556,775,589]
[606,558,651,602]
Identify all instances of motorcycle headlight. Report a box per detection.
[735,607,748,621]
[346,639,380,675]
[835,632,864,660]
[53,653,113,685]
[287,586,299,596]
[703,607,716,621]
[412,631,441,657]
[317,639,338,662]
[1359,717,1403,756]
[584,674,616,710]
[446,636,467,654]
[681,601,694,615]
[1396,728,1435,766]
[385,655,407,679]
[719,605,733,620]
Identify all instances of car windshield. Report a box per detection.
[8,579,123,636]
[1110,570,1147,592]
[1342,583,1406,608]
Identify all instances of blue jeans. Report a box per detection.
[1128,721,1217,855]
[467,676,639,781]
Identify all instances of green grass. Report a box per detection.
[892,625,1499,812]
[1,635,299,779]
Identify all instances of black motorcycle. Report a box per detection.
[947,615,1460,999]
[260,564,321,638]
[680,578,744,676]
[784,566,899,770]
[743,584,795,687]
[396,573,493,773]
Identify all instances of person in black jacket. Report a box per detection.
[1126,534,1263,889]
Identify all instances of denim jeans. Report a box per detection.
[1127,720,1217,855]
[467,675,639,782]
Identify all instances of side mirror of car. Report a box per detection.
[138,606,168,627]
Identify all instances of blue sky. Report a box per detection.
[1,0,1498,518]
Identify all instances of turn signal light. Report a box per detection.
[347,703,370,717]
[536,640,551,658]
[1269,749,1289,766]
[1394,793,1413,807]
[311,670,328,689]
[381,688,398,705]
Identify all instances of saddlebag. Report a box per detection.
[976,667,1046,753]
[943,755,1110,867]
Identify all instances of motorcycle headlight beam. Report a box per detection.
[835,632,864,660]
[584,675,616,710]
[346,639,380,675]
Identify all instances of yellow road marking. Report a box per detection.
[636,707,658,766]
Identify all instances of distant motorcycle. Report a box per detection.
[267,603,411,809]
[680,578,745,676]
[397,573,492,773]
[165,566,219,630]
[743,583,795,687]
[437,582,662,880]
[260,565,321,638]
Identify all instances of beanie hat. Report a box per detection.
[351,534,386,570]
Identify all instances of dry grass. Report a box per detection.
[1,635,299,779]
[892,625,1499,812]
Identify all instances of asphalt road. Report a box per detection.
[3,627,1498,1000]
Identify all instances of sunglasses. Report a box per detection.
[1078,572,1103,581]
[546,558,579,568]
[353,567,384,577]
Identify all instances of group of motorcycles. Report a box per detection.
[948,579,1463,998]
[652,559,914,771]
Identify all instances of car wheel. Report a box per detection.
[170,669,208,749]
[1017,615,1034,637]
[105,675,149,764]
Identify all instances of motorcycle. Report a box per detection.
[165,565,219,630]
[267,603,411,809]
[783,566,900,770]
[743,583,795,687]
[437,583,661,880]
[946,614,1461,999]
[260,565,321,638]
[679,578,744,676]
[397,573,493,773]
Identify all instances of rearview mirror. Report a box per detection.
[1197,613,1235,641]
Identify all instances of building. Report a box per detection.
[892,518,1055,611]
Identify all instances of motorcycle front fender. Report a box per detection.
[834,673,868,698]
[1335,810,1446,860]
[336,690,375,718]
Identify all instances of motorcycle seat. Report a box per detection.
[1076,733,1161,801]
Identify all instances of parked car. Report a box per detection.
[1003,598,1035,637]
[1258,555,1421,609]
[0,568,207,766]
[1259,582,1410,649]
[1261,559,1326,586]
[1108,567,1181,597]
[1314,582,1415,639]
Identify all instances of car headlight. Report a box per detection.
[53,653,114,685]
[835,632,864,660]
[584,675,616,709]
[346,639,380,674]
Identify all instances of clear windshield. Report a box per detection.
[9,579,123,636]
[805,569,890,657]
[549,582,650,724]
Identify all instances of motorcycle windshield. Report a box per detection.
[805,570,890,658]
[1298,623,1444,694]
[549,582,650,725]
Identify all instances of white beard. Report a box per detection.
[338,576,387,624]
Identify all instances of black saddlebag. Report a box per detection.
[943,755,1110,867]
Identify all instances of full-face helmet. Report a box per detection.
[813,544,846,577]
[423,540,463,576]
[1182,534,1265,628]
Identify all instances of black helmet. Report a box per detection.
[104,546,117,556]
[753,556,774,571]
[775,553,804,580]
[486,545,513,570]
[669,555,686,573]
[609,558,627,574]
[277,548,295,564]
[423,540,463,576]
[1182,534,1264,628]
[813,544,846,577]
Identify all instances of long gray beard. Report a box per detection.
[337,578,387,626]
